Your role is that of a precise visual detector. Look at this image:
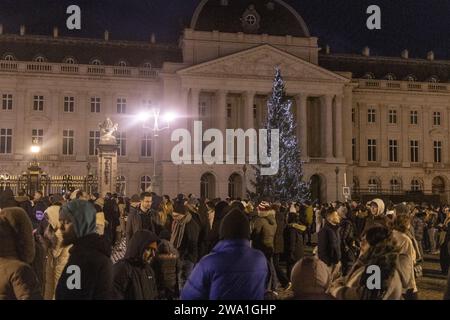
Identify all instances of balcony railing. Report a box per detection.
[0,60,160,79]
[358,79,450,93]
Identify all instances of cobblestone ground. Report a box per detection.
[111,241,448,300]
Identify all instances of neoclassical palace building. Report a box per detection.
[1,0,450,203]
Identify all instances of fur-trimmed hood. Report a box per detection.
[0,207,35,264]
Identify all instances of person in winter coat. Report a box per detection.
[392,212,418,299]
[15,191,34,226]
[354,205,369,241]
[0,206,42,300]
[363,199,390,234]
[189,197,210,259]
[55,199,113,300]
[328,225,408,300]
[160,195,174,233]
[170,195,200,292]
[208,200,230,251]
[412,209,426,259]
[251,201,278,291]
[113,230,159,300]
[273,203,289,289]
[318,208,341,272]
[126,192,159,243]
[181,208,268,300]
[338,205,357,276]
[32,191,48,229]
[43,194,71,300]
[439,206,450,274]
[151,230,180,300]
[284,205,305,279]
[291,256,334,300]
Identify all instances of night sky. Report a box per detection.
[1,0,450,58]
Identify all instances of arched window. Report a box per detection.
[200,173,216,200]
[368,178,381,194]
[116,176,126,195]
[384,73,396,81]
[411,179,422,191]
[64,57,76,64]
[428,76,439,83]
[91,59,102,66]
[34,56,46,63]
[140,176,151,192]
[405,74,417,82]
[228,173,243,199]
[3,54,15,61]
[390,178,401,193]
[363,72,375,80]
[117,60,127,67]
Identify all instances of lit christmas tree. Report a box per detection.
[248,68,310,204]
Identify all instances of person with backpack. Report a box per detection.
[113,230,159,300]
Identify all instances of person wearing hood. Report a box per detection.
[0,205,42,300]
[170,194,200,292]
[151,230,180,300]
[43,194,70,300]
[318,208,341,273]
[55,199,113,300]
[251,201,279,292]
[113,230,159,300]
[181,208,268,300]
[208,200,230,251]
[337,205,357,276]
[363,198,390,233]
[328,225,407,300]
[291,256,334,300]
[14,190,34,227]
[284,203,305,281]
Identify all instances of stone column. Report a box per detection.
[296,93,308,159]
[335,95,344,160]
[342,85,353,163]
[216,90,228,133]
[402,105,410,166]
[245,91,255,130]
[422,106,432,164]
[14,89,26,158]
[76,92,87,161]
[359,103,367,165]
[190,88,201,164]
[380,104,388,166]
[323,95,334,160]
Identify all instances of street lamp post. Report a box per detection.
[139,108,176,193]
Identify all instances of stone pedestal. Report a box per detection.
[97,143,118,196]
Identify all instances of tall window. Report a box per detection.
[352,108,355,123]
[352,138,356,161]
[64,96,75,113]
[33,95,44,111]
[141,133,152,157]
[2,94,12,110]
[89,131,100,156]
[31,129,44,145]
[390,178,401,193]
[199,102,207,117]
[433,112,441,126]
[0,128,12,154]
[388,110,397,124]
[410,140,419,163]
[434,141,442,163]
[253,104,257,120]
[140,176,151,192]
[411,179,422,191]
[63,130,74,155]
[117,98,127,114]
[368,109,376,123]
[410,110,418,125]
[91,97,101,113]
[367,139,377,162]
[227,103,232,119]
[117,132,127,156]
[368,178,380,194]
[389,139,398,162]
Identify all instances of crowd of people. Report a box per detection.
[1,187,450,300]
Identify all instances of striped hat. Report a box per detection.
[257,201,271,212]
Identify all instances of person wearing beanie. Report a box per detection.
[0,206,42,300]
[113,230,159,300]
[291,256,334,300]
[181,208,268,300]
[55,199,113,300]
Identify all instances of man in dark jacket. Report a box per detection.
[126,192,160,243]
[56,199,113,300]
[113,230,159,300]
[181,208,268,300]
[15,190,34,227]
[273,203,289,288]
[171,195,200,291]
[318,208,341,272]
[285,206,305,280]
